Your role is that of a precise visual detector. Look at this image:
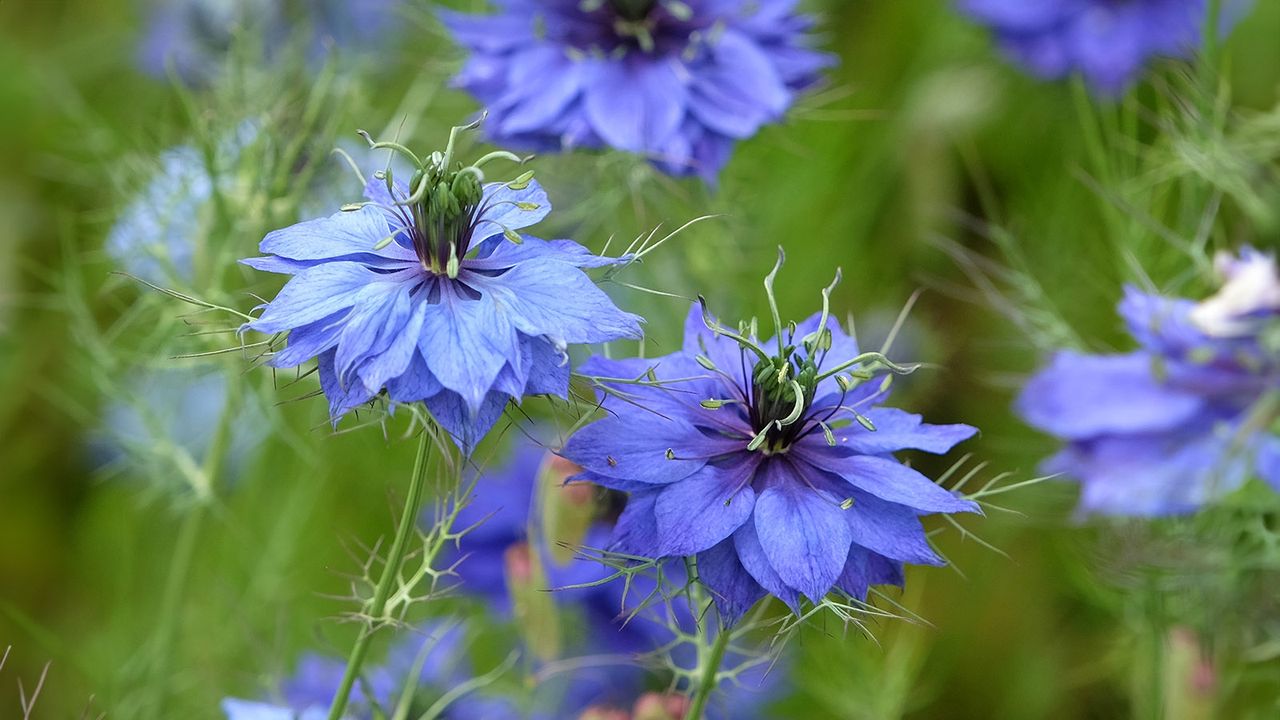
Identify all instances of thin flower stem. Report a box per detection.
[327,430,433,720]
[145,374,236,719]
[687,620,731,720]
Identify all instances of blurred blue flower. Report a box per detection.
[442,0,835,183]
[91,366,263,489]
[958,0,1249,94]
[243,147,643,452]
[222,622,467,720]
[562,303,979,624]
[1018,248,1280,516]
[108,122,258,287]
[140,0,403,86]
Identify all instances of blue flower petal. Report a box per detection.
[731,520,800,612]
[419,283,519,413]
[654,461,758,556]
[258,206,416,265]
[561,416,707,485]
[1017,351,1204,440]
[247,263,400,334]
[794,450,979,514]
[753,461,852,604]
[842,490,942,566]
[697,537,767,625]
[827,408,977,455]
[466,257,643,344]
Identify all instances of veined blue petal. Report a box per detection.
[794,451,979,514]
[753,460,851,603]
[654,461,758,556]
[842,490,942,566]
[474,179,551,239]
[822,408,977,455]
[466,258,643,343]
[697,537,767,625]
[248,263,398,334]
[259,206,416,264]
[419,282,519,414]
[732,516,800,612]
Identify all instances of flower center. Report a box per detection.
[608,0,657,22]
[403,166,484,278]
[747,350,819,455]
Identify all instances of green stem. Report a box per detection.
[145,375,237,719]
[686,622,731,720]
[327,431,433,720]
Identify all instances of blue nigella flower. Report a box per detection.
[242,125,643,452]
[442,0,835,183]
[108,122,258,287]
[561,262,979,624]
[140,0,403,86]
[448,438,785,718]
[957,0,1249,94]
[1018,248,1280,516]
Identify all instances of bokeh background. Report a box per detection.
[2,1,1280,718]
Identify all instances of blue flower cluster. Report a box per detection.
[563,300,979,623]
[958,0,1249,94]
[1018,248,1280,516]
[442,0,834,183]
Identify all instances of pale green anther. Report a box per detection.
[879,374,894,393]
[701,399,726,409]
[747,423,774,452]
[508,170,535,190]
[516,201,540,211]
[373,234,396,251]
[664,0,693,20]
[835,374,853,392]
[645,367,658,382]
[855,414,876,431]
[446,245,461,279]
[839,497,854,510]
[779,380,806,426]
[820,421,837,447]
[775,361,791,385]
[695,354,717,371]
[1188,346,1216,364]
[504,228,524,244]
[665,448,676,460]
[341,203,366,212]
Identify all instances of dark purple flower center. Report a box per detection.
[608,0,657,22]
[383,167,485,277]
[729,347,823,455]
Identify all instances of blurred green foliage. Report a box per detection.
[2,1,1279,718]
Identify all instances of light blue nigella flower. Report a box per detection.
[957,0,1250,94]
[1018,248,1280,516]
[140,0,403,86]
[442,0,835,183]
[108,122,258,287]
[561,293,979,624]
[242,129,643,452]
[91,366,262,486]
